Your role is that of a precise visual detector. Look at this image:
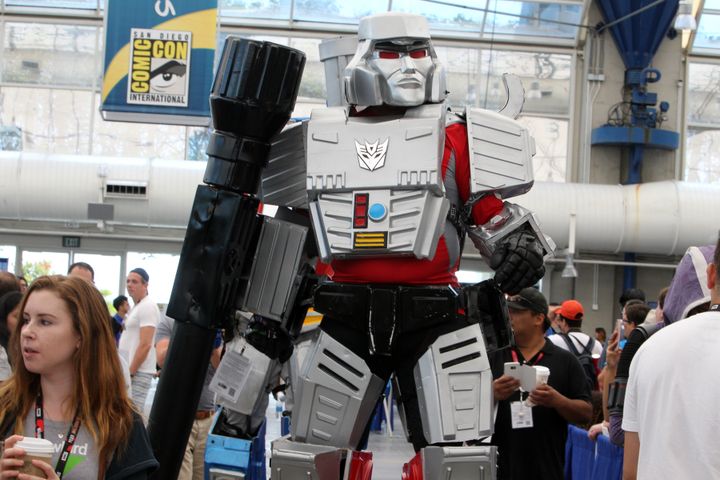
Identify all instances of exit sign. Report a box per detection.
[62,236,81,248]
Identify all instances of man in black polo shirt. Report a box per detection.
[491,287,592,479]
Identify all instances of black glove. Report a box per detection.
[489,230,545,295]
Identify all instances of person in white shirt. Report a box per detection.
[118,267,161,412]
[622,240,720,480]
[548,299,604,359]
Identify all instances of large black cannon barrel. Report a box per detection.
[148,38,305,480]
[204,38,307,193]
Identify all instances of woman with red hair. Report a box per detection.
[0,275,157,479]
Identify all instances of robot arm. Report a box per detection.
[462,105,555,293]
[147,37,307,479]
[483,205,551,295]
[210,208,319,436]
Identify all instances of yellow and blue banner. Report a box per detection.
[101,0,217,125]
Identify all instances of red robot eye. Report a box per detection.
[409,49,428,59]
[378,50,401,59]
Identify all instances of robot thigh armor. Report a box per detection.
[290,329,386,449]
[412,322,494,444]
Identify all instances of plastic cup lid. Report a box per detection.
[15,437,54,455]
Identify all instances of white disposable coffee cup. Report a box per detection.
[15,437,54,478]
[535,366,550,385]
[522,365,551,407]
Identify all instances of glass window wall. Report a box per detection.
[21,250,69,279]
[2,23,99,88]
[0,8,572,180]
[220,0,292,22]
[0,86,93,154]
[218,0,584,45]
[0,246,17,273]
[73,252,122,299]
[686,128,720,183]
[126,252,180,307]
[5,1,100,8]
[686,62,720,183]
[294,0,387,24]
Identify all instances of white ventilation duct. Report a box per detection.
[0,152,718,256]
[515,181,720,256]
[0,151,204,228]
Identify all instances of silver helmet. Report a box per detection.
[343,12,447,107]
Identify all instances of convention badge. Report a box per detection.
[209,349,252,404]
[510,401,534,429]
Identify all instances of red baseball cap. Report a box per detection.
[557,299,584,321]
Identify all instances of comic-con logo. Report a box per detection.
[127,28,191,107]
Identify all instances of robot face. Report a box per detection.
[366,40,434,107]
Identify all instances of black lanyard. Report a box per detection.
[34,394,81,479]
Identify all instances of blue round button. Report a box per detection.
[368,203,387,222]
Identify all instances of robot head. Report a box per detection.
[343,13,447,107]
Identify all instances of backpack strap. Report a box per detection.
[559,333,595,357]
[635,323,662,340]
[558,333,582,356]
[580,336,595,356]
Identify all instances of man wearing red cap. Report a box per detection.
[548,300,603,392]
[548,300,603,359]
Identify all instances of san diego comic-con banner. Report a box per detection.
[100,0,217,125]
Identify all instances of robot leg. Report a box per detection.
[401,323,498,478]
[271,329,385,480]
[414,322,494,443]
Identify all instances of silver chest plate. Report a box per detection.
[306,104,449,261]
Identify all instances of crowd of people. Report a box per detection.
[484,237,720,480]
[0,232,718,480]
[0,262,224,480]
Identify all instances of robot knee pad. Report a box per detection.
[414,323,494,444]
[291,330,385,449]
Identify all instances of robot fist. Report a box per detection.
[490,230,545,295]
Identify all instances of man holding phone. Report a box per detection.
[491,287,592,480]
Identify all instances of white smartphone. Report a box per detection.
[504,362,521,380]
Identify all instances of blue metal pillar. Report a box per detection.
[628,145,643,185]
[623,147,642,291]
[592,0,681,293]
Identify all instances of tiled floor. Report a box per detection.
[366,427,416,479]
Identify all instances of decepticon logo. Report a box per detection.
[355,138,389,171]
